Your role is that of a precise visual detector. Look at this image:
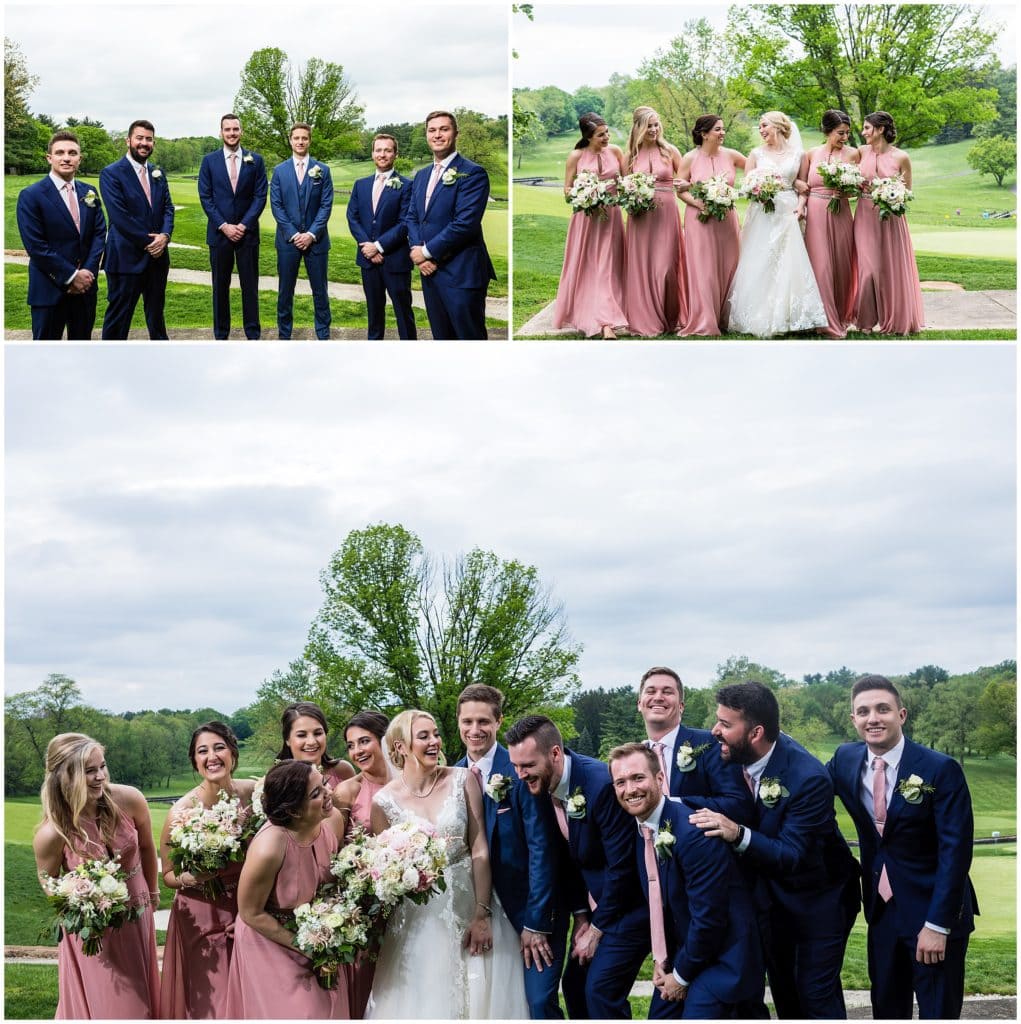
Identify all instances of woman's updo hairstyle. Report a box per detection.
[692,114,722,147]
[575,113,607,150]
[385,710,437,770]
[262,760,314,826]
[345,710,390,744]
[761,110,793,140]
[821,109,851,135]
[864,111,897,143]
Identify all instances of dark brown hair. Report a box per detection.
[189,721,239,772]
[504,714,563,754]
[851,674,904,708]
[864,111,897,143]
[47,131,80,153]
[692,114,722,147]
[345,710,390,743]
[277,701,340,769]
[372,133,399,154]
[820,109,851,135]
[607,740,661,776]
[290,122,312,137]
[263,760,315,826]
[425,110,458,134]
[575,112,607,150]
[456,683,504,718]
[639,666,683,699]
[127,119,155,137]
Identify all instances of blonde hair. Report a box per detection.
[760,110,792,141]
[626,106,670,171]
[39,733,121,854]
[386,710,443,770]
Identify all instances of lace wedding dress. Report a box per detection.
[725,145,828,337]
[365,768,528,1020]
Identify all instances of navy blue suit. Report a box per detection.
[640,798,764,1018]
[346,172,416,339]
[99,156,174,339]
[661,724,755,824]
[406,153,496,339]
[829,738,977,1019]
[737,734,860,1019]
[457,745,567,1018]
[551,750,650,1019]
[270,157,333,338]
[16,176,106,339]
[198,147,267,338]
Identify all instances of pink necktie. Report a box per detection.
[372,174,385,213]
[651,742,670,796]
[470,764,483,791]
[743,767,756,795]
[425,162,444,208]
[229,153,239,192]
[64,183,80,232]
[643,826,669,969]
[296,161,306,185]
[552,796,569,841]
[872,757,893,901]
[138,165,151,205]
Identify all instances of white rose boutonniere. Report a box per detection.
[653,820,676,860]
[81,189,99,208]
[307,165,323,180]
[565,787,586,819]
[758,777,790,809]
[442,168,469,186]
[150,168,163,180]
[675,741,713,773]
[243,153,254,164]
[485,773,511,802]
[896,774,935,805]
[384,176,402,190]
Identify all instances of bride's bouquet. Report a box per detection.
[869,174,914,220]
[41,855,146,955]
[614,172,657,217]
[689,174,739,223]
[167,790,258,899]
[815,161,864,213]
[289,888,373,989]
[567,170,615,218]
[740,168,785,213]
[363,819,448,911]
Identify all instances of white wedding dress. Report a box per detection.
[365,768,528,1020]
[725,145,828,337]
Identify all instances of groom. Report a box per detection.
[455,684,567,1019]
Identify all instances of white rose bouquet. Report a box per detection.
[288,888,372,989]
[614,171,657,217]
[689,174,739,223]
[365,819,448,910]
[869,174,914,221]
[567,170,615,219]
[41,855,145,955]
[740,168,786,213]
[816,161,864,213]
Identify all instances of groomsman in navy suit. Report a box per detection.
[507,715,649,1019]
[689,681,860,1019]
[406,110,496,339]
[637,666,754,823]
[829,675,977,1019]
[269,122,333,339]
[198,113,267,338]
[346,133,416,339]
[455,685,566,1018]
[609,743,764,1018]
[16,131,106,339]
[99,119,174,339]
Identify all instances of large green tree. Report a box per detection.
[304,524,581,759]
[726,4,1000,146]
[234,47,365,162]
[967,135,1016,188]
[4,36,45,172]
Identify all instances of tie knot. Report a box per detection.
[872,756,887,771]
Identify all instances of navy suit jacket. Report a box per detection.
[99,156,174,274]
[406,153,496,289]
[639,798,763,1003]
[198,148,267,248]
[16,177,106,306]
[828,737,977,938]
[346,173,413,273]
[456,744,559,934]
[269,158,333,253]
[664,724,755,824]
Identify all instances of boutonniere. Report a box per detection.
[653,820,676,860]
[675,741,713,773]
[307,165,323,180]
[758,777,790,808]
[442,168,469,186]
[384,176,402,190]
[150,168,163,180]
[485,773,511,802]
[81,189,99,208]
[243,153,254,164]
[565,787,586,819]
[896,774,935,804]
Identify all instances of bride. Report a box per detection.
[725,111,828,337]
[365,710,528,1020]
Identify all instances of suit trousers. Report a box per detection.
[31,290,98,340]
[210,242,261,339]
[101,260,170,340]
[421,275,487,339]
[276,245,330,338]
[651,983,738,1019]
[867,899,968,1019]
[523,910,570,1019]
[561,916,649,1019]
[360,264,416,339]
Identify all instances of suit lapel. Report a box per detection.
[42,178,78,231]
[883,739,923,833]
[756,740,789,830]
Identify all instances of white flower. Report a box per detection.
[98,874,120,895]
[758,777,790,808]
[308,165,323,180]
[676,744,696,772]
[81,189,99,208]
[653,821,676,859]
[384,176,402,190]
[442,168,467,186]
[485,773,511,802]
[150,168,163,179]
[243,153,254,164]
[896,773,934,804]
[565,788,586,819]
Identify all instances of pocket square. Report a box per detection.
[497,807,511,814]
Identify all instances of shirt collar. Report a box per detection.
[863,734,906,775]
[745,742,777,783]
[434,151,458,172]
[293,154,311,169]
[376,168,394,181]
[638,796,668,834]
[126,153,148,174]
[467,745,497,779]
[552,754,572,802]
[224,146,243,159]
[49,171,75,191]
[649,724,681,753]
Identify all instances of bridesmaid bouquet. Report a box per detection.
[816,161,864,213]
[167,790,258,899]
[289,888,372,989]
[689,175,739,223]
[41,855,146,956]
[614,172,657,217]
[740,169,785,213]
[567,170,614,218]
[869,175,915,220]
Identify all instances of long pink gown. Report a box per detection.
[804,149,859,338]
[552,147,627,337]
[159,802,252,1019]
[56,815,160,1019]
[624,147,687,336]
[225,822,348,1019]
[680,149,741,336]
[854,147,925,334]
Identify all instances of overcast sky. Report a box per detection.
[513,3,1017,93]
[5,2,508,137]
[5,344,1015,715]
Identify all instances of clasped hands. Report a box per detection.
[359,241,384,265]
[67,268,95,294]
[652,962,688,1002]
[410,245,437,276]
[220,222,247,244]
[145,232,169,258]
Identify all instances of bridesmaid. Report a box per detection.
[623,106,687,337]
[551,112,627,339]
[677,114,746,336]
[797,109,860,338]
[225,759,350,1017]
[278,700,355,788]
[333,710,392,1018]
[33,733,160,1019]
[854,110,925,334]
[159,721,255,1019]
